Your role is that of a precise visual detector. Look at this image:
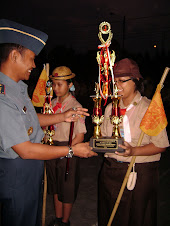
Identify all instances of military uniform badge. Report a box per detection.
[0,84,5,94]
[27,127,33,136]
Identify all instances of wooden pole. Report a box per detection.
[42,63,50,226]
[42,162,47,226]
[107,67,169,226]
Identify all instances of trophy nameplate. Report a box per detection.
[90,136,124,153]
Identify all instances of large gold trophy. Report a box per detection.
[89,22,124,153]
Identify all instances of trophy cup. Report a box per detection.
[109,84,124,152]
[42,80,55,145]
[90,82,104,139]
[90,83,124,153]
[89,21,124,153]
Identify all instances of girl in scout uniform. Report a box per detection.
[98,58,169,226]
[46,66,87,226]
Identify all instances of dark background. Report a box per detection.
[0,1,170,225]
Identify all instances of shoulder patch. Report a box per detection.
[0,84,5,95]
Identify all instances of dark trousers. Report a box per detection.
[0,158,44,226]
[98,158,159,226]
[46,141,80,203]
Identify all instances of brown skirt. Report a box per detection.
[46,141,80,203]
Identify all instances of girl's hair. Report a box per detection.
[131,77,144,94]
[66,78,76,97]
[0,43,26,65]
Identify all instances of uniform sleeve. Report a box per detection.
[0,100,29,151]
[150,128,169,148]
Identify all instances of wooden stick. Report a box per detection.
[42,162,47,226]
[46,63,49,79]
[42,63,50,226]
[160,67,169,87]
[107,67,169,226]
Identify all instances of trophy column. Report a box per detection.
[89,21,125,153]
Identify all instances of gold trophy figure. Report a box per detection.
[109,84,124,152]
[91,83,104,139]
[42,80,55,145]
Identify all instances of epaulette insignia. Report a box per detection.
[0,84,5,94]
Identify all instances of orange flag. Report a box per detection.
[32,65,52,107]
[140,84,167,136]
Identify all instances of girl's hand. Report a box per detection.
[115,141,134,157]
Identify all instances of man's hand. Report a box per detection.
[63,107,90,122]
[72,142,98,158]
[115,141,134,157]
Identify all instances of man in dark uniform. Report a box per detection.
[0,19,97,226]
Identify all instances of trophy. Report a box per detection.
[42,79,55,145]
[90,82,104,139]
[89,21,124,153]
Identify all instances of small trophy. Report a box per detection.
[109,84,124,152]
[42,80,55,145]
[90,83,104,139]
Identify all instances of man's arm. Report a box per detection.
[12,141,97,160]
[37,107,89,127]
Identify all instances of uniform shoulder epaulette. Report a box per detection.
[0,83,5,95]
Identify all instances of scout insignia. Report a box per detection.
[0,84,5,94]
[27,127,33,136]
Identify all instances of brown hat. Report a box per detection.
[50,66,76,80]
[114,58,143,79]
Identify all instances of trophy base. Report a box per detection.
[90,136,125,153]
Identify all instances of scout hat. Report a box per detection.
[114,58,143,79]
[50,66,76,80]
[0,19,48,55]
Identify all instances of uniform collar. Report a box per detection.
[56,93,73,105]
[119,91,142,109]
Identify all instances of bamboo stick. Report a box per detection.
[42,63,50,226]
[107,67,169,226]
[42,162,47,226]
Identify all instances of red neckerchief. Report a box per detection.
[53,102,62,113]
[120,108,126,116]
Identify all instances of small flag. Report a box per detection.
[32,65,52,107]
[140,84,167,136]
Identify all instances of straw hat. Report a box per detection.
[50,66,76,80]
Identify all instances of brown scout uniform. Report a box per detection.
[98,91,169,226]
[46,93,86,203]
